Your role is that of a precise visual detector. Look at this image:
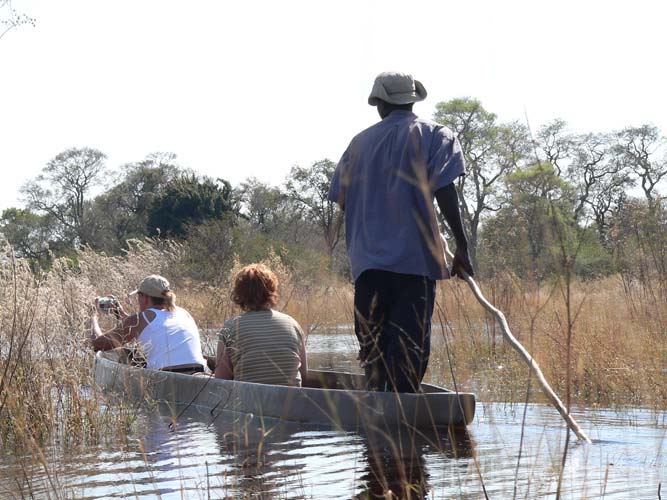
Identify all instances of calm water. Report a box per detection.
[1,334,666,499]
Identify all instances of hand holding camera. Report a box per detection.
[95,295,126,319]
[97,297,116,310]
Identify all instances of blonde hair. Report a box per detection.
[147,290,176,312]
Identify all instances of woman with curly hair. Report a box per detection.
[215,264,308,386]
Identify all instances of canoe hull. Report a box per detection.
[93,350,475,429]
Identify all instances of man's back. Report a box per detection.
[329,110,464,281]
[328,71,473,392]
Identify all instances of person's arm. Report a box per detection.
[328,148,350,211]
[214,338,234,379]
[108,295,129,320]
[435,183,474,278]
[298,330,308,384]
[89,301,145,352]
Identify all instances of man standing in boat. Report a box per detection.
[328,71,474,393]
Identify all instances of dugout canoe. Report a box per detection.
[93,350,475,429]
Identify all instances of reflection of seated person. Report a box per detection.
[215,264,308,386]
[89,274,209,374]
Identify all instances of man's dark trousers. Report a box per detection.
[354,269,436,393]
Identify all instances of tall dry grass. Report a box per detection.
[0,238,352,449]
[2,232,665,454]
[427,272,667,409]
[1,235,666,498]
[0,237,189,452]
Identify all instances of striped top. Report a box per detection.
[219,309,305,386]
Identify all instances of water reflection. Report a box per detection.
[356,426,474,499]
[2,333,667,498]
[126,403,475,499]
[2,399,667,498]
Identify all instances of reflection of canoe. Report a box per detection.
[94,350,475,429]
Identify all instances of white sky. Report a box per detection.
[1,0,666,211]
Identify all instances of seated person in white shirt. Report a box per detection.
[89,274,208,374]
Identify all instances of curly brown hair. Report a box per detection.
[231,264,279,311]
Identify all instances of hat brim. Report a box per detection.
[368,79,427,106]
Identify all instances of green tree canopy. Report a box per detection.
[147,174,235,238]
[86,153,181,252]
[433,98,530,264]
[285,159,344,262]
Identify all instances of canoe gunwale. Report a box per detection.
[94,350,476,429]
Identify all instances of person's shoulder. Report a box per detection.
[269,309,293,321]
[349,119,388,144]
[219,315,242,342]
[414,115,456,139]
[174,305,192,317]
[123,311,144,326]
[222,314,243,328]
[270,309,303,328]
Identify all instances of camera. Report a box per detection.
[98,297,117,311]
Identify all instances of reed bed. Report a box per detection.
[1,237,666,498]
[0,238,352,449]
[427,273,667,410]
[2,236,666,448]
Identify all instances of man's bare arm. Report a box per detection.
[435,183,474,278]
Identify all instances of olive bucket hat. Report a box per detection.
[368,71,427,106]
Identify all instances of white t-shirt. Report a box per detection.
[138,306,207,370]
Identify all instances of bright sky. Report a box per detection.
[1,0,666,211]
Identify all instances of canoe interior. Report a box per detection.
[107,347,453,394]
[303,369,453,394]
[94,349,476,430]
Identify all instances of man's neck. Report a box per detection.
[378,101,414,119]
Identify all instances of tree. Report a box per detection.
[502,162,575,279]
[433,98,530,263]
[147,174,235,238]
[569,133,632,244]
[535,119,576,177]
[0,0,35,40]
[0,207,55,269]
[613,125,667,205]
[609,198,667,284]
[182,216,237,282]
[285,159,344,263]
[534,122,633,246]
[86,153,181,252]
[21,147,107,247]
[238,177,290,234]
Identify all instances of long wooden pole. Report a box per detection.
[441,236,592,443]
